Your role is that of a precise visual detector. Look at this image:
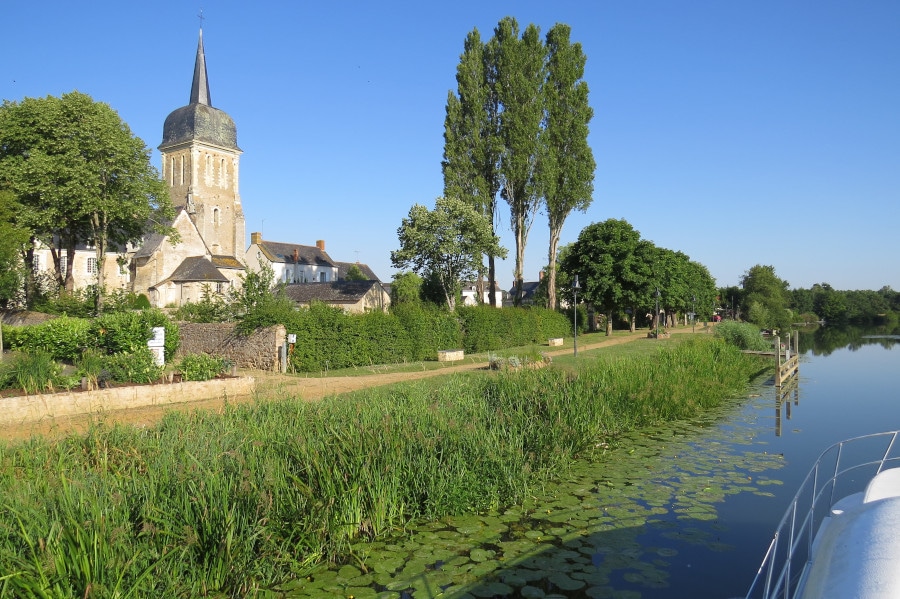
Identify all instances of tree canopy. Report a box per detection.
[0,91,175,311]
[560,218,716,334]
[391,197,506,310]
[443,18,595,308]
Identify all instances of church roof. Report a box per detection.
[160,30,240,152]
[166,256,229,283]
[211,255,244,270]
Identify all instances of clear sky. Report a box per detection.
[4,1,898,292]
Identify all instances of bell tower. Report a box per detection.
[158,29,245,259]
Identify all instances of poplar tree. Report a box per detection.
[540,24,595,310]
[443,29,503,306]
[492,18,546,306]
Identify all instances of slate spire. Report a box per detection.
[189,29,212,106]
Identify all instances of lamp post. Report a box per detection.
[573,275,581,357]
[691,295,696,333]
[654,287,661,339]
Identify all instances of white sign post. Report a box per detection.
[148,326,165,367]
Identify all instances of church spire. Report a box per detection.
[189,29,212,106]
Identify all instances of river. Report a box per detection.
[286,327,900,599]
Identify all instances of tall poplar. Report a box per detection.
[492,18,546,306]
[541,24,595,310]
[443,29,503,306]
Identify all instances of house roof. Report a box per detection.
[255,240,335,268]
[166,256,229,283]
[336,261,380,282]
[283,281,383,305]
[511,281,541,299]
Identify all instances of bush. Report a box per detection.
[90,309,179,363]
[390,303,461,359]
[0,350,67,394]
[714,320,771,351]
[178,353,231,381]
[1,317,91,361]
[103,347,164,384]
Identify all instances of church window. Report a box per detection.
[87,258,98,275]
[213,207,220,226]
[170,157,176,185]
[206,155,213,178]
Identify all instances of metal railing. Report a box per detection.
[745,430,900,599]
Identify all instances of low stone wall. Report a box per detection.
[0,377,255,427]
[176,323,285,371]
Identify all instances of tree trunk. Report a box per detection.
[488,255,497,307]
[630,308,636,332]
[547,224,563,310]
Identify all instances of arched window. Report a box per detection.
[213,207,220,226]
[206,155,212,178]
[170,157,176,185]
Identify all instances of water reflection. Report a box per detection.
[775,377,799,437]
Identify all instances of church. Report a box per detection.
[131,29,247,307]
[32,29,386,311]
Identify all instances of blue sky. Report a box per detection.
[4,1,898,292]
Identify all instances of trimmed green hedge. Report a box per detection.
[457,305,570,353]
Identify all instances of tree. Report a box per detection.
[492,18,546,305]
[344,264,368,281]
[443,28,503,307]
[390,271,424,305]
[540,23,595,310]
[0,92,175,312]
[391,197,506,310]
[741,265,792,330]
[561,219,644,335]
[0,190,30,309]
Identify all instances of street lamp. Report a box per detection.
[573,275,581,357]
[691,295,697,333]
[654,287,661,339]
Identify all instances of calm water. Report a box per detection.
[296,329,900,599]
[646,330,900,598]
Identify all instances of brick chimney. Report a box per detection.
[251,231,262,245]
[292,248,299,263]
[539,270,544,281]
[316,240,325,251]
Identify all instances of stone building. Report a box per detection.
[132,29,246,307]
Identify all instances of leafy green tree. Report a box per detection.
[390,271,424,305]
[561,219,644,335]
[491,18,546,305]
[0,92,175,312]
[391,197,507,310]
[344,264,368,281]
[0,190,30,309]
[741,264,792,330]
[540,23,595,310]
[230,263,295,333]
[443,28,503,307]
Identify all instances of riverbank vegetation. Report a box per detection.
[0,338,767,596]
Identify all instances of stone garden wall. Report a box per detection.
[176,323,285,371]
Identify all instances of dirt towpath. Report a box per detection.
[1,326,707,442]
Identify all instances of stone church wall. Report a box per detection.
[176,322,285,371]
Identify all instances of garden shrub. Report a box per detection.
[1,317,91,361]
[0,350,69,394]
[90,309,179,362]
[178,353,231,381]
[103,347,164,384]
[714,320,771,351]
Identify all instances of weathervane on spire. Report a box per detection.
[198,8,205,30]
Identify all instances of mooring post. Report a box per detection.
[775,335,782,387]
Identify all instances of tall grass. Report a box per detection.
[0,338,766,596]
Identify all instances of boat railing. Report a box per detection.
[745,430,900,599]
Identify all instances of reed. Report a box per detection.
[0,338,765,596]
